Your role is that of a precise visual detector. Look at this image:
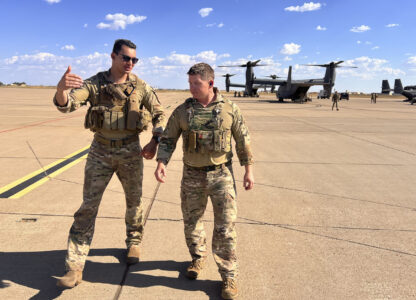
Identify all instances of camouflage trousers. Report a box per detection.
[181,163,238,279]
[65,139,144,271]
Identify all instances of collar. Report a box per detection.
[103,68,133,84]
[192,87,225,106]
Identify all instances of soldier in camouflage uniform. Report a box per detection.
[155,63,254,299]
[332,90,340,111]
[53,39,165,288]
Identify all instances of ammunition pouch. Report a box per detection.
[85,105,127,131]
[184,129,231,153]
[127,99,151,132]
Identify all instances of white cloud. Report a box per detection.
[44,0,60,4]
[167,52,195,65]
[149,56,164,65]
[285,2,322,12]
[83,24,88,28]
[365,41,372,45]
[97,13,147,30]
[280,43,301,55]
[316,25,326,31]
[338,56,405,79]
[350,25,371,33]
[206,22,224,28]
[61,45,75,51]
[196,51,218,63]
[407,57,416,65]
[386,23,399,28]
[371,46,379,50]
[199,8,213,17]
[284,56,292,61]
[357,40,362,44]
[218,53,230,59]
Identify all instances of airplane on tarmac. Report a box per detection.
[220,60,357,102]
[221,72,276,97]
[382,79,416,104]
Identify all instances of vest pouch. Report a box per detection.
[103,111,112,130]
[84,106,93,129]
[116,111,126,130]
[213,130,222,152]
[85,106,105,130]
[196,130,214,154]
[188,131,197,152]
[222,130,232,152]
[127,99,140,130]
[136,109,151,131]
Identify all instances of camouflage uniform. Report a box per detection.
[54,69,165,271]
[157,88,253,280]
[332,92,339,111]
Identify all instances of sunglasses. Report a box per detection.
[119,53,139,64]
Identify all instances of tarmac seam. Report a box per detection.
[2,211,415,233]
[287,116,416,157]
[0,113,84,134]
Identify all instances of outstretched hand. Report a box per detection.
[57,66,83,92]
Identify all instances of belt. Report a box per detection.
[95,135,138,147]
[186,161,232,172]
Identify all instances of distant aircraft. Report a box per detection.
[219,60,276,97]
[382,79,416,104]
[220,60,357,102]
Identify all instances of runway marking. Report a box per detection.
[0,146,90,199]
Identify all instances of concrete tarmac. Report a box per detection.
[0,88,415,299]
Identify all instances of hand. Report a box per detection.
[243,165,254,190]
[141,139,157,160]
[154,161,166,183]
[57,66,83,92]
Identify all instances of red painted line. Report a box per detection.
[0,114,84,134]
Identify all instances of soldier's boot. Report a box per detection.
[126,245,140,265]
[56,270,83,288]
[186,258,206,279]
[221,277,238,299]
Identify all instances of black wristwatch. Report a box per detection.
[152,135,161,144]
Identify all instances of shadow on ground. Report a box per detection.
[0,248,220,299]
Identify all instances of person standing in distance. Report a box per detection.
[332,90,340,111]
[155,63,254,299]
[53,39,165,288]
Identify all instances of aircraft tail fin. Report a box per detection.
[381,80,391,94]
[394,79,403,94]
[287,66,292,89]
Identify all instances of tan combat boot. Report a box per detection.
[186,258,206,279]
[56,270,83,288]
[126,245,140,265]
[221,277,238,299]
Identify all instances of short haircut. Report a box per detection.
[112,39,136,54]
[187,63,215,81]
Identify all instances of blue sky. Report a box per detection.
[1,0,415,92]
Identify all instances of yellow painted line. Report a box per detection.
[0,145,90,198]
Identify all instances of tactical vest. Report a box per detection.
[183,99,232,154]
[84,73,152,132]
